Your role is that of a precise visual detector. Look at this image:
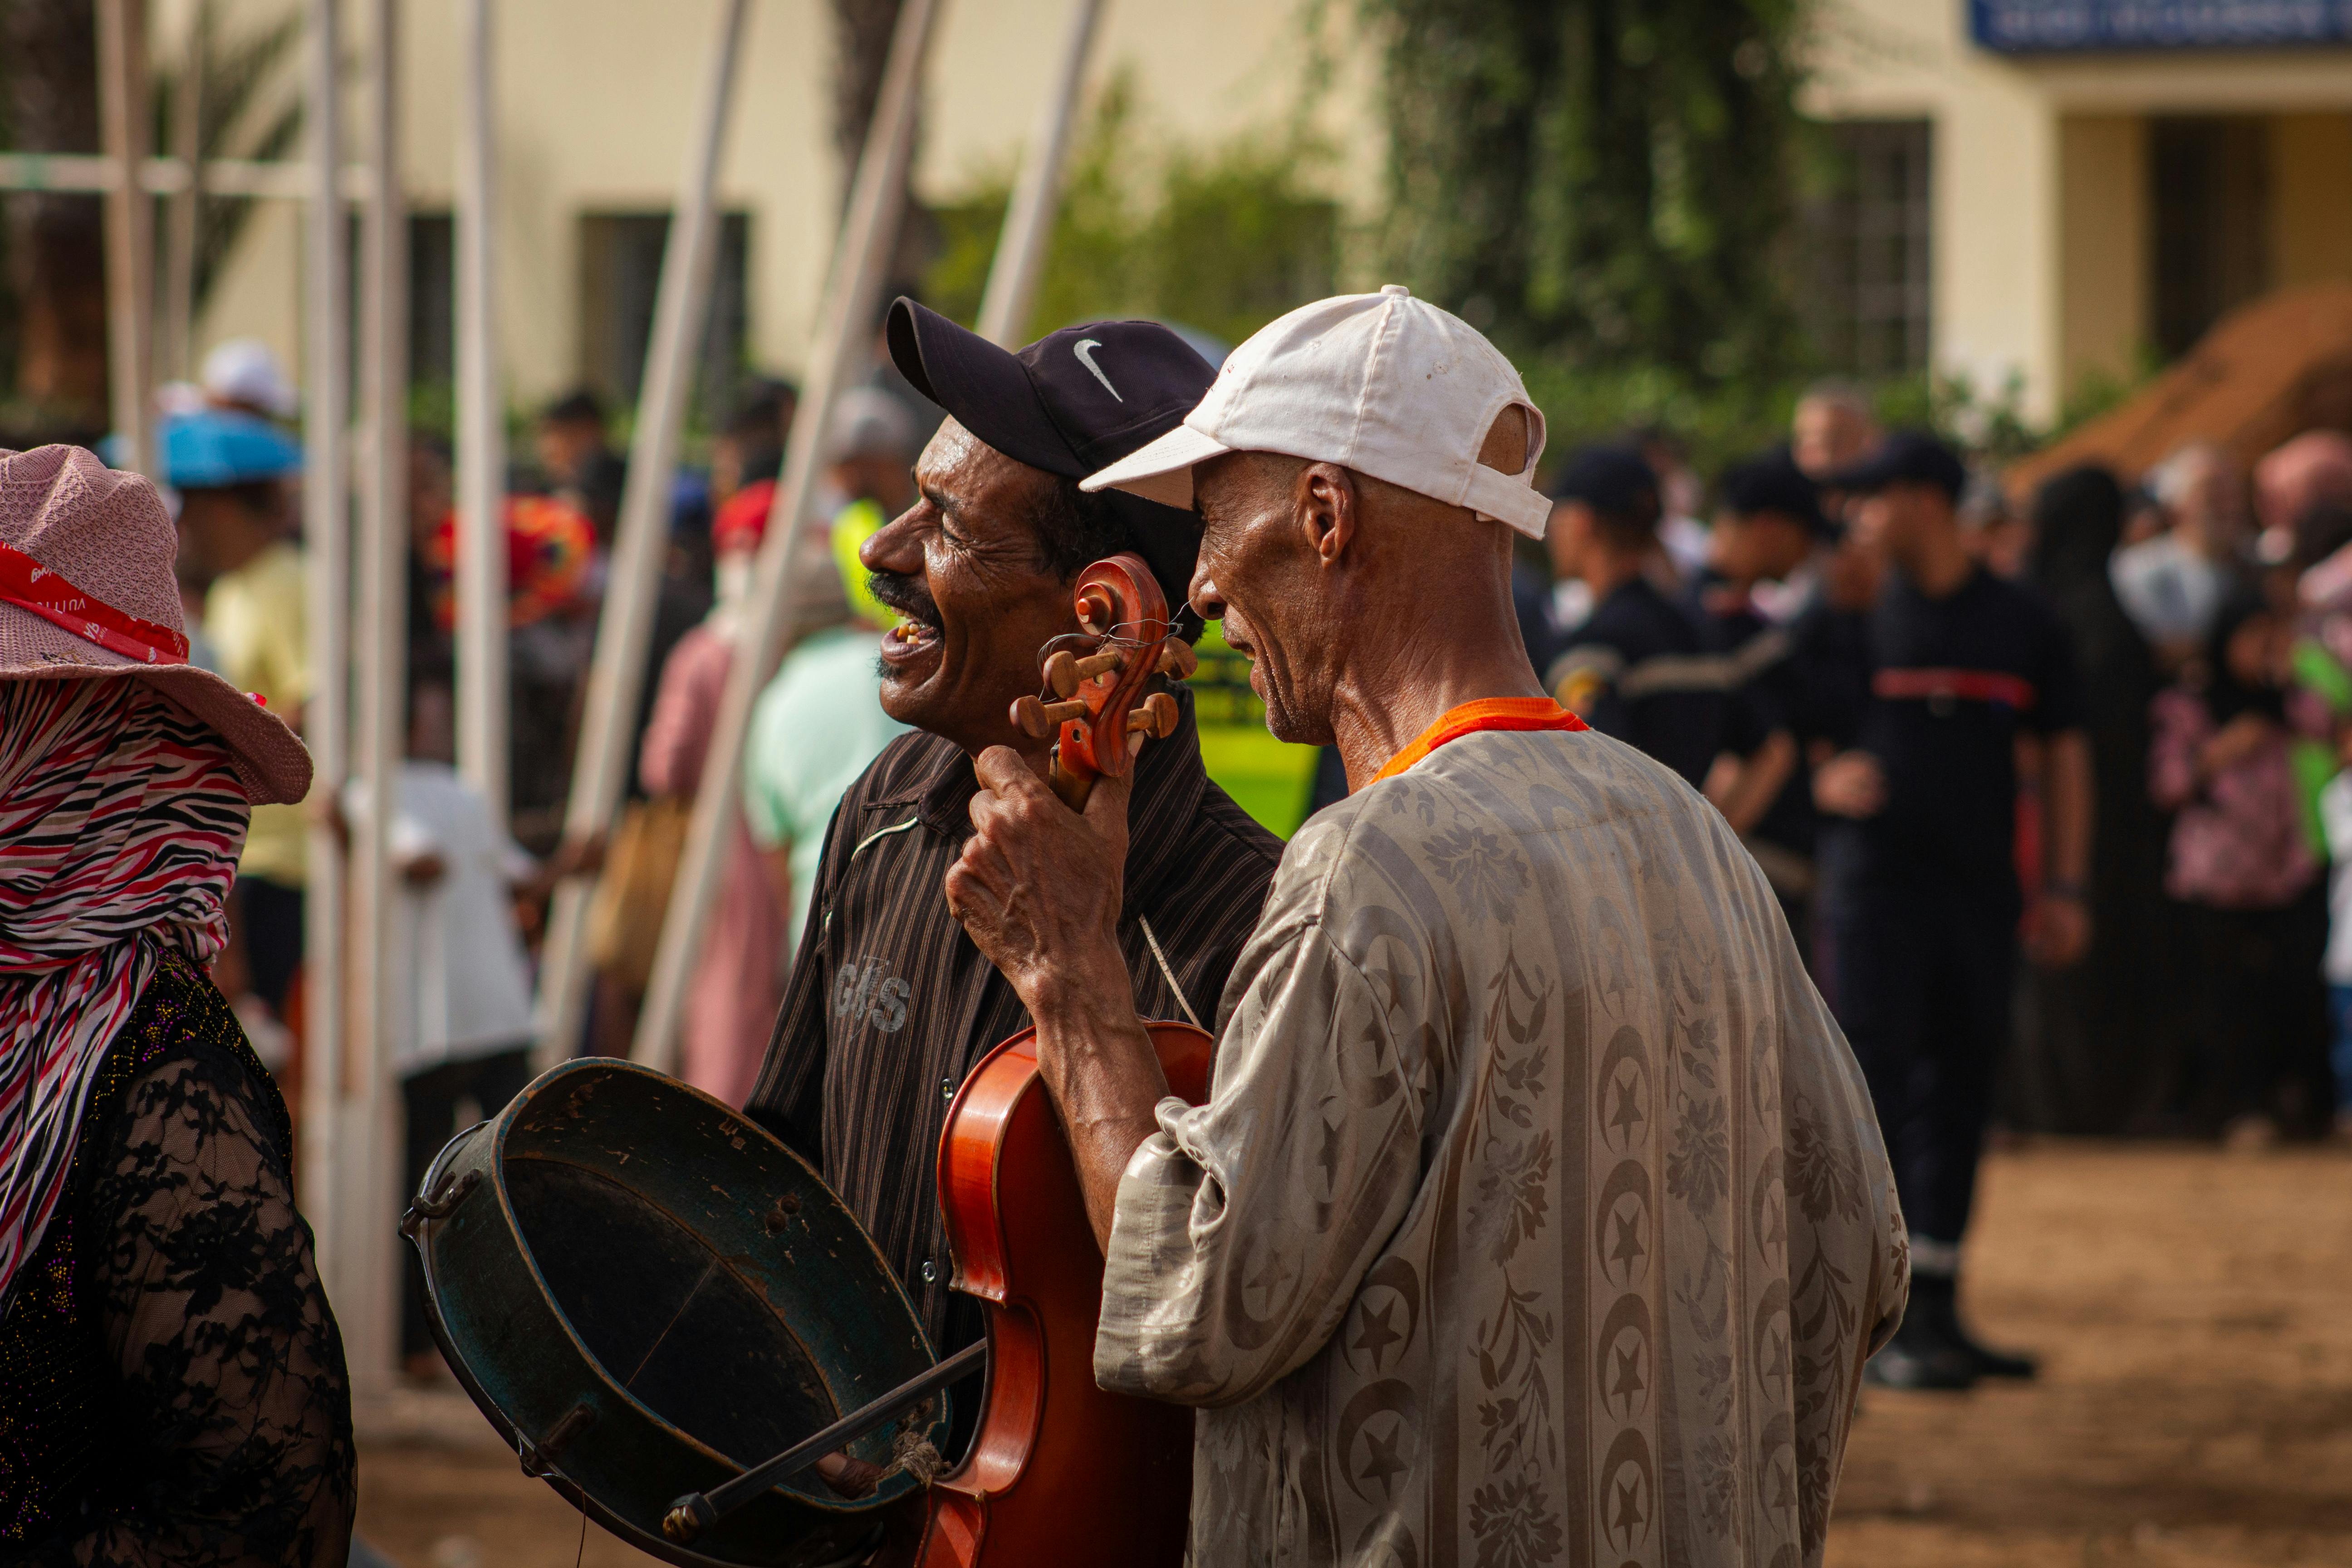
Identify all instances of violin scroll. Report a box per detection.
[1004,554,1185,811]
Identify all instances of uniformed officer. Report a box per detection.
[1813,431,2093,1390]
[1685,449,1837,951]
[1546,444,1731,787]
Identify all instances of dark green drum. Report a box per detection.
[406,1057,945,1568]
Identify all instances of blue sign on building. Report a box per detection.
[1970,0,2352,51]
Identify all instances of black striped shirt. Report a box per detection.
[743,687,1284,1348]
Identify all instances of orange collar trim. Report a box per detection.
[1367,697,1588,787]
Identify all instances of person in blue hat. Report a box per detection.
[165,408,312,1045]
[1813,430,2093,1391]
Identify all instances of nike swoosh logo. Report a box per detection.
[1073,338,1122,402]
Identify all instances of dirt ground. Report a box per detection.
[354,1141,2352,1568]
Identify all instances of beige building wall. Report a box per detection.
[1807,0,2352,423]
[186,0,1376,410]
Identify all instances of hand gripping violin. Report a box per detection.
[665,553,1206,1564]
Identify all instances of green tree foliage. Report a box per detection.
[924,74,1338,350]
[1362,0,1808,385]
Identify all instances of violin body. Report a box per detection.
[884,1021,1211,1566]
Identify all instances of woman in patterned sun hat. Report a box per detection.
[0,445,353,1563]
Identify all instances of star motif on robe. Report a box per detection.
[1352,1298,1404,1369]
[1243,1246,1296,1316]
[1610,1475,1647,1544]
[1758,1184,1787,1257]
[1759,1321,1790,1393]
[1608,1205,1647,1274]
[1317,1112,1345,1193]
[1358,1417,1409,1497]
[1608,1342,1646,1414]
[1768,1456,1797,1517]
[1607,1068,1646,1142]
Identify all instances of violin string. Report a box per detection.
[572,1507,586,1568]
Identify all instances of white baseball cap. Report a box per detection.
[1079,284,1552,538]
[200,338,299,421]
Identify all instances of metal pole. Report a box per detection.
[534,0,753,1071]
[297,0,351,1298]
[455,0,509,832]
[632,0,942,1073]
[162,2,204,384]
[96,0,156,475]
[974,0,1101,347]
[348,0,409,1399]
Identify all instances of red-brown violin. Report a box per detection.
[662,553,1206,1564]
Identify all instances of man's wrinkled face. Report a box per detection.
[1189,451,1338,747]
[859,419,1078,756]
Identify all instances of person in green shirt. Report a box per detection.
[742,393,920,964]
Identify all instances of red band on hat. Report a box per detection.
[0,539,191,666]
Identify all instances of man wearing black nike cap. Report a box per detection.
[742,300,1282,1412]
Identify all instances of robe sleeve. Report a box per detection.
[1094,917,1428,1409]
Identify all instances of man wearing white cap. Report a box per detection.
[946,287,1906,1565]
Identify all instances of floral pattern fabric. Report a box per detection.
[0,951,355,1566]
[1096,727,1908,1568]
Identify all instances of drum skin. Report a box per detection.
[409,1057,945,1568]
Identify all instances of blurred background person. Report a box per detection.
[1546,443,1731,788]
[1792,378,1884,481]
[2254,431,2352,571]
[1689,448,1837,954]
[2112,441,2249,667]
[2016,466,2167,1135]
[743,388,920,968]
[2149,592,2327,1146]
[340,666,540,1382]
[533,387,627,545]
[163,407,309,1063]
[1813,431,2090,1390]
[197,338,300,427]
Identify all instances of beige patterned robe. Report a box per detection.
[1096,726,1908,1567]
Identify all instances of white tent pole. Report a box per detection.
[454,0,509,832]
[297,0,351,1291]
[162,3,203,383]
[96,0,156,475]
[974,0,1100,348]
[632,0,943,1074]
[347,0,409,1400]
[534,0,753,1071]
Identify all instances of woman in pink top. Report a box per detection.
[636,485,794,1106]
[2149,593,2328,1142]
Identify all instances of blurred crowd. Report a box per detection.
[152,334,2352,1389]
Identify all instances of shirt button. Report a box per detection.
[941,1077,955,1101]
[921,1260,937,1284]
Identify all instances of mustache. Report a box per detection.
[866,569,939,626]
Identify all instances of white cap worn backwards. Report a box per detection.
[1079,284,1553,538]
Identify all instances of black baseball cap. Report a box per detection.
[1547,443,1660,524]
[1824,430,1967,501]
[885,297,1216,628]
[1719,448,1829,534]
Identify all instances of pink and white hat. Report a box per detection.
[0,444,312,805]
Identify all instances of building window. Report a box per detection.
[578,211,750,417]
[408,212,455,389]
[2150,116,2271,360]
[1804,119,1933,377]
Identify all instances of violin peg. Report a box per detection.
[1043,650,1080,699]
[1013,694,1089,740]
[1128,691,1180,739]
[1156,641,1198,680]
[1074,650,1125,681]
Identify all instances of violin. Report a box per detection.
[1009,552,1197,811]
[662,554,1207,1563]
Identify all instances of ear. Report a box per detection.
[1296,462,1357,568]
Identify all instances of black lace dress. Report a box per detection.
[0,951,356,1565]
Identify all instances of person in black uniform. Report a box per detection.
[1545,444,1730,786]
[1813,431,2093,1390]
[1685,450,1837,950]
